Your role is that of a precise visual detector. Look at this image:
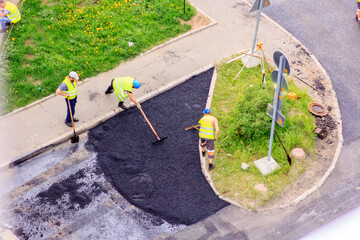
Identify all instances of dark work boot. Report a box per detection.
[118,101,128,109]
[105,89,113,94]
[202,151,206,157]
[209,163,215,171]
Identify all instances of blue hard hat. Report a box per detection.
[133,79,141,89]
[203,108,211,114]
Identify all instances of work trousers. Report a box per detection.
[65,96,77,123]
[106,79,115,93]
[0,17,11,30]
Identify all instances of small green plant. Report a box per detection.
[1,0,196,112]
[210,56,316,208]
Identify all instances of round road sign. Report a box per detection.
[273,51,290,75]
[271,70,289,94]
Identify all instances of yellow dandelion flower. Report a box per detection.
[12,37,15,40]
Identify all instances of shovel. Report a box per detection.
[274,130,291,166]
[67,98,79,143]
[138,107,167,144]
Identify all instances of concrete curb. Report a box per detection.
[0,8,217,121]
[199,67,247,210]
[6,65,214,169]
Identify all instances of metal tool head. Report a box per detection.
[71,134,79,143]
[151,136,167,145]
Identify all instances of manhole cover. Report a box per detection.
[308,102,328,117]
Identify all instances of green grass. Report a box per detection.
[210,55,316,208]
[1,0,196,112]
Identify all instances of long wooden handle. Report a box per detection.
[185,124,200,130]
[67,98,76,132]
[138,107,160,140]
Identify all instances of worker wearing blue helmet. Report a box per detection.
[105,77,141,109]
[198,108,220,170]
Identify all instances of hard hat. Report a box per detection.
[133,79,141,89]
[203,108,211,114]
[69,71,79,80]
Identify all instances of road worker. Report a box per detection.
[357,0,360,21]
[0,0,21,33]
[56,71,79,127]
[105,76,141,110]
[198,108,220,170]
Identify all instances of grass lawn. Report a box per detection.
[0,0,196,112]
[210,55,317,209]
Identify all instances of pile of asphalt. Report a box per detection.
[86,68,229,225]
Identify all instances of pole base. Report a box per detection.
[241,51,261,68]
[254,156,280,176]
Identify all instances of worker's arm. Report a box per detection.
[0,12,6,18]
[213,117,220,140]
[128,92,140,107]
[56,88,69,97]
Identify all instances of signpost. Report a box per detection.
[254,51,290,175]
[249,0,270,54]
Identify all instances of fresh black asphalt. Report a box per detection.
[86,68,229,225]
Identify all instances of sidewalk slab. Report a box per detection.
[0,1,337,175]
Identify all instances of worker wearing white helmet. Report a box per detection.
[56,71,79,127]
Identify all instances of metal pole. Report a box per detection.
[267,56,284,161]
[251,0,264,54]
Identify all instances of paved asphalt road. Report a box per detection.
[264,0,360,143]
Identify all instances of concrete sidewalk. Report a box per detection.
[0,0,335,170]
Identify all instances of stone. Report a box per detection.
[241,162,250,170]
[254,156,280,176]
[290,148,306,160]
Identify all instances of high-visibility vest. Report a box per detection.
[4,2,21,23]
[199,115,215,140]
[62,76,77,99]
[113,77,134,102]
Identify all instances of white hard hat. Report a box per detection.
[69,71,79,80]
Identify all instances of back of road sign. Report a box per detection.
[249,0,270,13]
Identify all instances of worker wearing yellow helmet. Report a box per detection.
[357,0,360,21]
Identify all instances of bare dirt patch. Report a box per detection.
[32,79,42,86]
[25,38,35,47]
[181,9,213,30]
[25,54,35,60]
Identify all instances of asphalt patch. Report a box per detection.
[86,68,229,225]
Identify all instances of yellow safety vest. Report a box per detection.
[62,76,77,99]
[4,2,21,23]
[113,77,134,102]
[198,115,215,140]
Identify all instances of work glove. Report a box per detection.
[136,104,141,109]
